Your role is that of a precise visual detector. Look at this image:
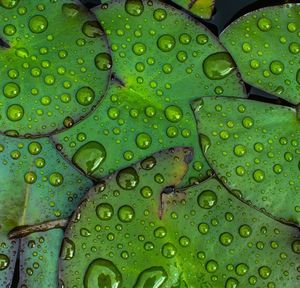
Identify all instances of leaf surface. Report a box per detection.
[193,97,300,226]
[220,3,300,104]
[0,0,111,136]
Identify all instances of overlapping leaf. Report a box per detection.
[59,148,300,287]
[193,97,300,226]
[59,147,193,287]
[220,3,300,104]
[0,0,111,136]
[52,0,245,186]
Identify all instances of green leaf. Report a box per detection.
[59,147,193,287]
[220,3,300,105]
[171,0,215,19]
[59,165,300,287]
[0,135,92,233]
[18,229,63,287]
[192,97,300,226]
[0,0,111,136]
[0,234,18,287]
[52,0,245,186]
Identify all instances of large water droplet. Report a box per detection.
[7,104,24,121]
[62,3,80,17]
[96,203,114,221]
[203,52,235,80]
[29,15,48,34]
[125,0,144,16]
[72,141,106,175]
[116,167,139,190]
[82,21,103,38]
[76,87,95,106]
[0,0,19,9]
[197,190,217,209]
[161,243,177,258]
[118,205,135,223]
[61,238,75,260]
[84,258,122,288]
[157,35,176,52]
[133,266,167,288]
[95,53,112,71]
[0,254,10,270]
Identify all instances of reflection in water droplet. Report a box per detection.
[72,141,106,175]
[61,238,75,260]
[84,258,122,288]
[203,52,235,80]
[133,266,168,288]
[116,167,139,190]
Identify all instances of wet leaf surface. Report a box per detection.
[220,3,300,105]
[52,0,245,186]
[18,229,63,288]
[0,0,111,136]
[59,147,193,287]
[193,97,300,226]
[0,135,92,234]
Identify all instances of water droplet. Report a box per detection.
[72,141,106,175]
[133,42,147,56]
[257,17,272,32]
[199,134,211,153]
[270,61,284,75]
[84,258,122,288]
[94,203,113,223]
[24,171,37,184]
[162,243,176,258]
[205,260,218,273]
[157,35,176,52]
[225,277,239,288]
[118,205,135,223]
[125,0,144,16]
[154,227,167,238]
[7,104,24,121]
[0,254,9,270]
[292,240,300,253]
[242,117,254,129]
[198,223,209,234]
[234,144,246,157]
[197,190,217,209]
[258,266,271,279]
[82,21,103,38]
[219,232,233,246]
[140,186,153,198]
[153,8,167,21]
[76,87,95,106]
[141,156,156,170]
[60,238,75,260]
[289,42,300,54]
[296,69,300,85]
[3,82,20,98]
[134,267,167,288]
[62,3,80,17]
[49,172,64,186]
[28,142,42,155]
[239,224,252,238]
[179,236,190,247]
[80,228,91,237]
[0,0,19,9]
[29,15,48,34]
[136,133,152,149]
[235,263,248,276]
[164,105,183,122]
[253,169,265,182]
[15,47,29,59]
[95,53,112,71]
[203,52,235,80]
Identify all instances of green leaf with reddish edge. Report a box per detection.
[52,0,245,186]
[0,234,18,288]
[18,229,63,288]
[0,0,111,137]
[171,0,215,19]
[220,3,300,105]
[0,135,92,234]
[59,147,193,287]
[192,96,300,226]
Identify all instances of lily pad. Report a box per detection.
[59,147,193,287]
[0,234,18,288]
[18,229,63,287]
[52,0,245,185]
[220,3,300,105]
[59,155,300,287]
[0,135,92,234]
[193,97,300,226]
[0,0,111,136]
[171,0,215,19]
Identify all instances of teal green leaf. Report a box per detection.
[18,229,63,287]
[171,0,215,19]
[60,164,300,287]
[192,97,300,226]
[0,135,92,234]
[59,147,193,287]
[0,234,18,287]
[52,0,245,186]
[220,3,300,105]
[0,0,111,136]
